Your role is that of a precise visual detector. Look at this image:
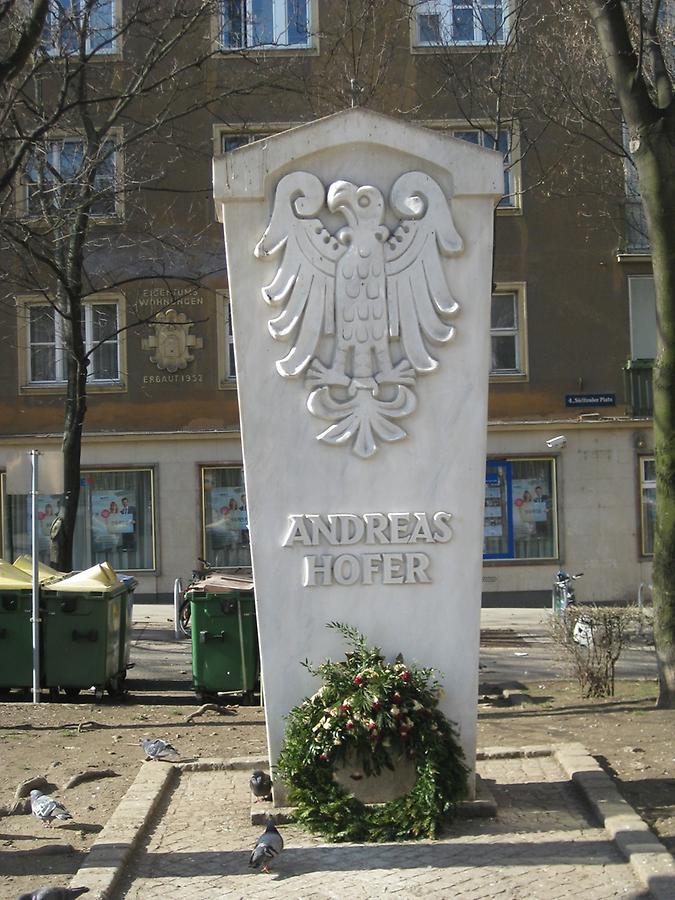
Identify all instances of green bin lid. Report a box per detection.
[0,559,34,588]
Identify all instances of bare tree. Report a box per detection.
[0,0,293,570]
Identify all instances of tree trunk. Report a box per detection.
[55,292,88,572]
[642,140,675,707]
[586,0,675,707]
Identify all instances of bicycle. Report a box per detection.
[552,568,583,614]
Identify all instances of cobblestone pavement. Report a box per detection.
[116,755,651,899]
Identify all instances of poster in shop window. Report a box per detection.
[92,491,136,552]
[512,478,550,538]
[207,487,247,546]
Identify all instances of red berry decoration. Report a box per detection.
[340,703,351,713]
[400,671,411,682]
[372,699,381,711]
[345,720,355,730]
[392,691,401,703]
[319,753,329,761]
[353,674,363,686]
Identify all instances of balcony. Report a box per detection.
[623,359,653,417]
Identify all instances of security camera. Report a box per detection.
[545,435,567,449]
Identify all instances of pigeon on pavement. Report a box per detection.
[18,887,90,900]
[141,738,179,761]
[249,770,273,802]
[249,816,284,873]
[29,791,73,826]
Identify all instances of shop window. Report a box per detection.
[201,466,250,566]
[490,285,527,378]
[220,0,310,49]
[4,468,155,571]
[484,458,557,560]
[639,456,655,556]
[18,295,124,388]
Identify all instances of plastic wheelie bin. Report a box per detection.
[116,574,138,684]
[188,571,258,700]
[42,562,126,701]
[0,560,35,693]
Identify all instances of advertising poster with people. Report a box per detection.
[92,491,136,552]
[209,487,247,544]
[512,479,550,538]
[26,496,61,556]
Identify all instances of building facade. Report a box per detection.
[0,0,656,603]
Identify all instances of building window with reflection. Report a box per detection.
[201,466,250,566]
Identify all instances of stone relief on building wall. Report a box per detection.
[255,171,464,458]
[141,308,203,373]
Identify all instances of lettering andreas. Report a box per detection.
[283,511,452,587]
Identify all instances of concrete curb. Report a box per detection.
[71,747,675,900]
[554,741,675,900]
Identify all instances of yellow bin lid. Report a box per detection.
[0,559,34,589]
[43,561,122,593]
[13,555,66,583]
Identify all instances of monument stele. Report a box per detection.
[213,108,503,800]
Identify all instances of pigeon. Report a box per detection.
[249,770,273,802]
[18,887,89,900]
[141,738,180,761]
[249,816,284,873]
[29,790,73,826]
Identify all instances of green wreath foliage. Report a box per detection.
[276,623,468,842]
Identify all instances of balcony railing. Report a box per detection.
[623,359,653,417]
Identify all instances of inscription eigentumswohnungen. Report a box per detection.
[282,512,452,586]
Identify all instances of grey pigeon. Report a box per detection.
[141,738,179,761]
[18,887,89,900]
[249,816,284,873]
[249,770,273,802]
[29,790,72,826]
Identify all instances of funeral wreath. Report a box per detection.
[276,623,468,842]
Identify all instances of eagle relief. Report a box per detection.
[254,170,464,459]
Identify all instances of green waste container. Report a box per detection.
[0,560,35,692]
[117,574,138,685]
[189,572,258,700]
[42,563,126,701]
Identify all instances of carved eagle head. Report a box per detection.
[327,180,384,230]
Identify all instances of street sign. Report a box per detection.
[5,451,64,494]
[565,393,616,408]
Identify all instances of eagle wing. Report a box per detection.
[384,172,463,373]
[254,172,343,377]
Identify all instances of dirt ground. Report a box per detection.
[0,679,673,900]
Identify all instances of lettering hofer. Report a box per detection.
[282,512,453,587]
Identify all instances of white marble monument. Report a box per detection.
[213,109,503,797]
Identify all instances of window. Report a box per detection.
[623,126,649,252]
[19,295,124,389]
[44,0,117,54]
[639,456,655,557]
[452,128,515,206]
[484,458,557,560]
[220,0,310,49]
[3,468,155,571]
[628,276,656,361]
[490,285,527,378]
[25,138,118,218]
[415,0,505,45]
[217,292,237,386]
[201,466,250,566]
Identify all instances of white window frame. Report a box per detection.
[44,0,119,55]
[219,0,312,50]
[449,126,518,208]
[414,0,507,46]
[216,291,237,388]
[22,135,121,220]
[17,294,126,392]
[489,283,528,381]
[639,455,655,557]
